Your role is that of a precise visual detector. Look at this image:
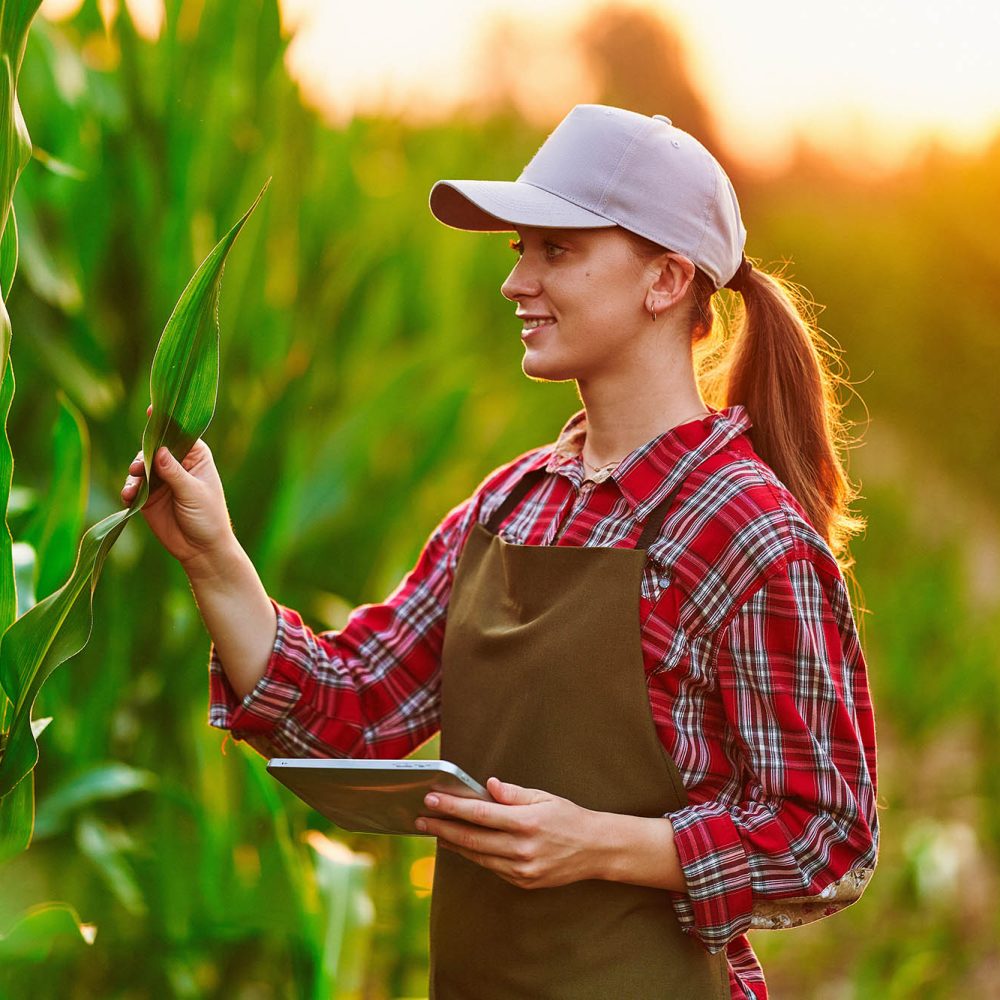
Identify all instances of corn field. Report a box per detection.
[0,2,998,997]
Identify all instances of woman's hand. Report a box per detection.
[120,404,237,572]
[416,777,610,890]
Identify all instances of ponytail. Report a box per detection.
[624,231,866,572]
[701,264,865,570]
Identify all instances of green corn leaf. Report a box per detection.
[75,813,147,918]
[0,760,30,863]
[12,192,82,312]
[0,47,29,669]
[0,901,95,962]
[11,540,33,614]
[0,0,44,84]
[30,325,122,419]
[0,2,40,714]
[34,761,158,839]
[142,178,270,498]
[0,504,132,799]
[0,53,32,280]
[0,717,47,865]
[30,145,85,181]
[22,393,89,601]
[0,179,269,801]
[0,354,14,673]
[0,200,15,297]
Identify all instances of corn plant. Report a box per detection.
[0,0,269,955]
[0,0,45,866]
[0,178,268,810]
[1,5,396,994]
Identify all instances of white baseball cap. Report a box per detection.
[429,104,747,290]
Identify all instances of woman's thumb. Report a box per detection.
[155,447,187,488]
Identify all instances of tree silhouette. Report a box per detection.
[577,5,738,178]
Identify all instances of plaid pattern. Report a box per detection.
[208,405,879,1000]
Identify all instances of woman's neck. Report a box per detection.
[576,375,710,470]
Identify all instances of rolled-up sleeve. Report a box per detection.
[207,495,474,761]
[667,557,879,952]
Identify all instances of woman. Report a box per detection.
[121,105,879,999]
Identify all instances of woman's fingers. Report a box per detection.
[152,446,200,497]
[122,447,147,504]
[418,816,522,860]
[121,476,139,504]
[125,439,202,481]
[121,425,211,508]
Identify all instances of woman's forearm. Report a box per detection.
[594,811,689,893]
[183,539,278,701]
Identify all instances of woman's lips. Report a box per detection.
[521,319,556,340]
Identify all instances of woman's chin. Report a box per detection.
[521,354,577,383]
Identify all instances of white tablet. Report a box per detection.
[265,758,492,836]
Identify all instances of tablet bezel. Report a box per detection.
[265,758,492,836]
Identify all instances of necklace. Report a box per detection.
[582,456,622,476]
[580,407,712,481]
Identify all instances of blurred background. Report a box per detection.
[2,0,999,996]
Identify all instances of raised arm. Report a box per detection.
[122,439,280,700]
[122,432,541,762]
[206,495,472,761]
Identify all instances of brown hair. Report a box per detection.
[624,230,866,573]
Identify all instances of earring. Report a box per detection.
[648,304,657,322]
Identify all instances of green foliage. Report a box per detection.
[0,182,265,808]
[0,900,95,959]
[22,392,88,601]
[0,717,33,862]
[33,761,157,838]
[140,177,269,501]
[0,0,43,886]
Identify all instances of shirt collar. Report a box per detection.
[541,404,753,520]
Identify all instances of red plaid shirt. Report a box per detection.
[208,405,879,1000]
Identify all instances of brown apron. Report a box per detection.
[428,467,730,999]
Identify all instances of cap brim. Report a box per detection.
[429,179,615,233]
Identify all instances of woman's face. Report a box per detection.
[500,225,658,383]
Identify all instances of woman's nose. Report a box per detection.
[500,258,541,302]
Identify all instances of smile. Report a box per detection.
[520,317,556,338]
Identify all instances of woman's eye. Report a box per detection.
[507,238,565,259]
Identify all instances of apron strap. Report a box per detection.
[634,450,720,549]
[484,458,707,549]
[634,477,688,551]
[484,467,549,535]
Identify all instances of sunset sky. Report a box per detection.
[280,0,1000,172]
[42,0,1000,173]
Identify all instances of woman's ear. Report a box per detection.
[646,252,696,318]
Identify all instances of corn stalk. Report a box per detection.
[0,0,44,865]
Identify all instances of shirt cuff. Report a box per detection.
[668,801,754,953]
[207,598,315,749]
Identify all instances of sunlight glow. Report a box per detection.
[672,0,1000,169]
[42,0,164,41]
[40,0,1000,172]
[39,0,82,18]
[280,0,1000,172]
[409,855,436,898]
